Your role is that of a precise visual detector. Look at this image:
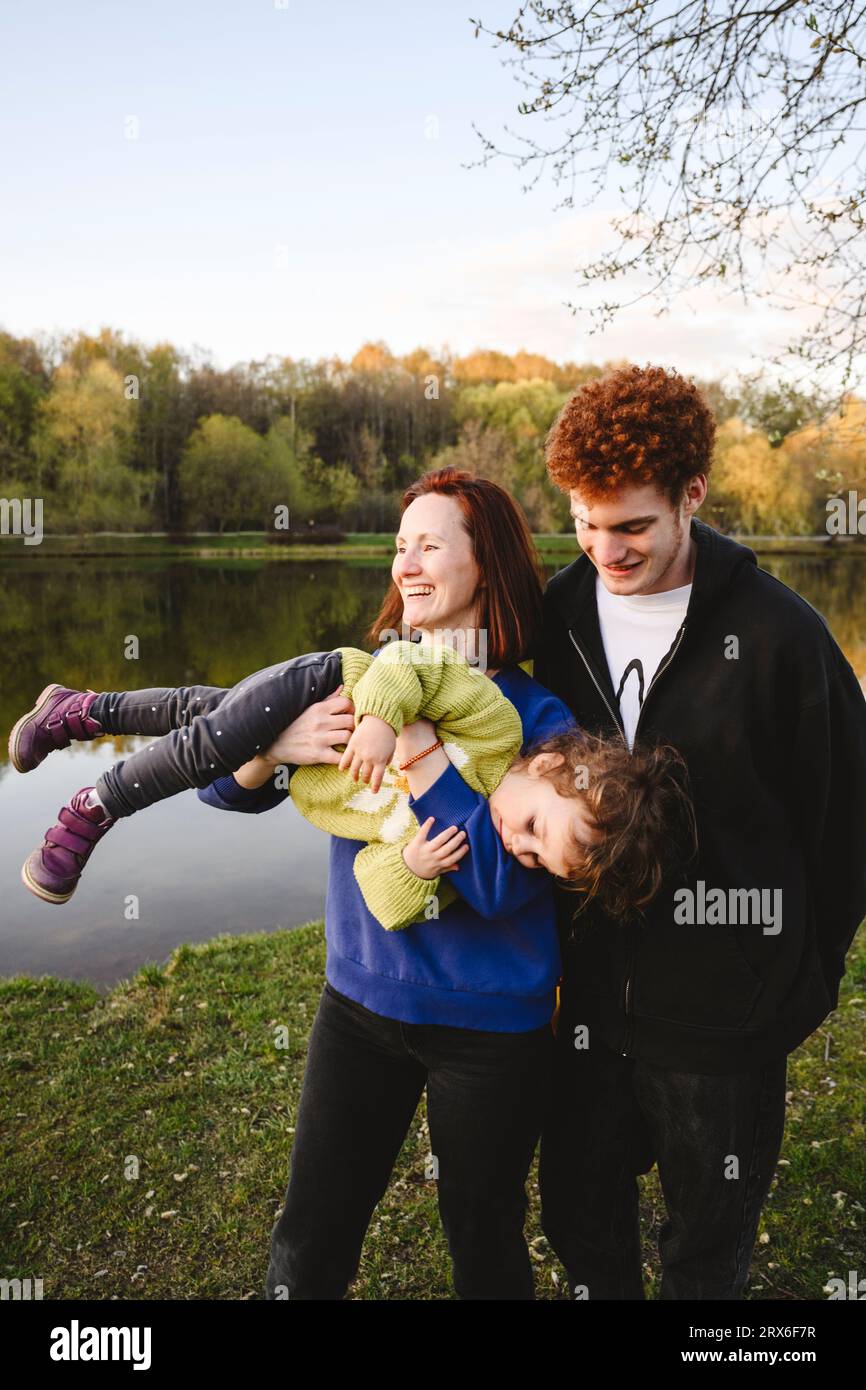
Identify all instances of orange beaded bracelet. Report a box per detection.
[398,739,443,772]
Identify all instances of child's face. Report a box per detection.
[488,754,602,877]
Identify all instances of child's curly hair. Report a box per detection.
[545,363,716,504]
[516,728,698,922]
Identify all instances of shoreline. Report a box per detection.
[2,531,864,562]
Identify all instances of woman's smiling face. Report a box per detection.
[392,493,483,635]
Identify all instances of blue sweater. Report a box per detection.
[197,664,576,1032]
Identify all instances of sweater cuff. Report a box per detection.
[409,760,480,827]
[355,849,439,931]
[355,695,405,736]
[337,645,406,735]
[211,773,274,804]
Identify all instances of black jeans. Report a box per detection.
[265,982,555,1300]
[89,651,344,819]
[538,985,788,1300]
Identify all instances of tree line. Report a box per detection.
[0,327,863,536]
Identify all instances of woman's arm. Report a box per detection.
[396,719,549,919]
[234,756,279,789]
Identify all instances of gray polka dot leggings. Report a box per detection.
[90,650,345,819]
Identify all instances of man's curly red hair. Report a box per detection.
[546,364,716,503]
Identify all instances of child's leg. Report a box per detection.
[89,684,233,737]
[95,651,344,819]
[9,681,234,776]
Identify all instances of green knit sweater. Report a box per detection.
[289,641,523,930]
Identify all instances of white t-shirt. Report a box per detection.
[595,575,692,750]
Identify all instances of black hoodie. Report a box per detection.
[534,518,866,1073]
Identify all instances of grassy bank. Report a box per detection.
[2,923,863,1300]
[2,531,864,562]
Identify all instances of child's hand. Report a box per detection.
[402,817,468,879]
[338,714,396,792]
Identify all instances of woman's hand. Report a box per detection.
[263,686,356,767]
[402,817,468,878]
[234,687,356,787]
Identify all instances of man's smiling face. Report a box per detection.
[569,478,706,595]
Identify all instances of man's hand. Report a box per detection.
[338,714,397,792]
[402,816,468,878]
[263,687,356,767]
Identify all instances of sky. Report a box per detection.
[0,0,816,381]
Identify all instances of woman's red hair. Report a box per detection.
[366,467,544,667]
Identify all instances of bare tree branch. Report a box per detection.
[468,1,866,395]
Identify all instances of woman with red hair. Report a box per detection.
[206,466,573,1300]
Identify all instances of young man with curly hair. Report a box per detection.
[534,362,866,1300]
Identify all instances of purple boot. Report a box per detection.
[8,685,103,773]
[21,787,115,904]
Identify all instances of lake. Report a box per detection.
[1,550,864,988]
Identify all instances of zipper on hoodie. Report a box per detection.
[621,957,635,1056]
[567,630,627,746]
[567,617,688,749]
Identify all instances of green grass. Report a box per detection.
[1,924,863,1300]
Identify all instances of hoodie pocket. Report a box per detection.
[633,923,764,1031]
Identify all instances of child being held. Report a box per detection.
[9,639,695,928]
